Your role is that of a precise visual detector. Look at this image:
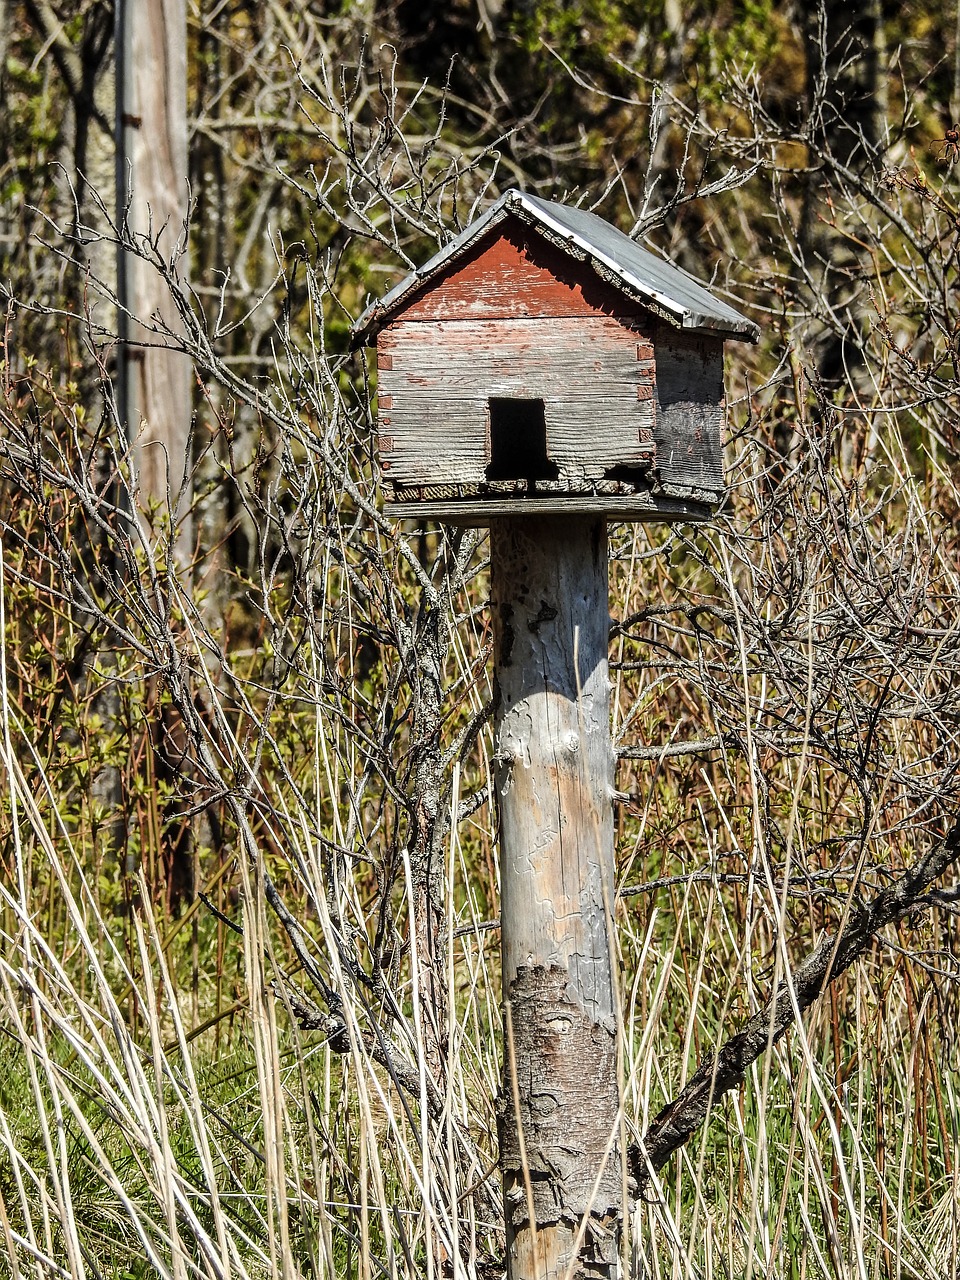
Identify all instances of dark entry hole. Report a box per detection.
[486,398,558,482]
[603,464,653,487]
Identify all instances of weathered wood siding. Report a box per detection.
[395,218,648,323]
[373,216,728,519]
[654,327,725,503]
[377,315,656,485]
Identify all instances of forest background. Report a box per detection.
[1,0,960,1276]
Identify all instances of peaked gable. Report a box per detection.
[384,217,649,324]
[352,188,759,345]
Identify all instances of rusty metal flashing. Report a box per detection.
[383,468,661,504]
[351,188,760,347]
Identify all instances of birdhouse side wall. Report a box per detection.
[376,315,657,491]
[653,330,725,504]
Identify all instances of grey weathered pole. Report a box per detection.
[116,0,193,561]
[492,516,620,1280]
[116,0,194,904]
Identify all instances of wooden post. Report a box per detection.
[116,0,192,560]
[492,516,621,1280]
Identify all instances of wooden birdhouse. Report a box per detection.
[352,189,758,523]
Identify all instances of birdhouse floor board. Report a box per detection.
[383,494,714,524]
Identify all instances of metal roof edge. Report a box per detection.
[350,188,760,347]
[506,192,691,326]
[679,310,757,338]
[514,191,759,341]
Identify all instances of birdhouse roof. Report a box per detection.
[352,188,759,345]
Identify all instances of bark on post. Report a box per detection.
[492,516,621,1280]
[116,0,192,560]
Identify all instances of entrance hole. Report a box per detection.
[486,397,558,482]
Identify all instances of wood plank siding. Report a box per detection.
[372,214,728,521]
[393,218,649,323]
[654,330,725,503]
[377,315,657,484]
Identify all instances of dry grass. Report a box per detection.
[0,412,957,1278]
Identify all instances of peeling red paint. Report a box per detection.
[396,217,651,323]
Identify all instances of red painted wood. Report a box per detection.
[396,216,650,323]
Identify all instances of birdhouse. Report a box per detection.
[352,189,758,523]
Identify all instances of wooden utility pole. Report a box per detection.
[116,0,192,560]
[492,516,620,1280]
[116,0,194,908]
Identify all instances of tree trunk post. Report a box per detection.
[491,516,621,1280]
[116,0,192,562]
[116,0,195,906]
